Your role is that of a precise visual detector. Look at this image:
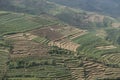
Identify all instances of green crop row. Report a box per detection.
[32,37,50,45]
[0,12,60,35]
[73,32,120,67]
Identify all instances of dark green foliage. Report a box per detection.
[48,46,73,55]
[6,55,72,79]
[73,32,120,67]
[8,57,57,69]
[106,29,120,45]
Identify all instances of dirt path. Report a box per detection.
[4,33,37,40]
[96,45,117,50]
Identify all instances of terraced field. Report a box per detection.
[70,68,85,80]
[0,50,9,80]
[7,65,71,79]
[33,37,50,45]
[73,32,120,69]
[4,33,37,41]
[4,35,71,80]
[4,25,87,52]
[4,31,49,58]
[2,24,120,80]
[57,26,87,40]
[48,39,80,52]
[10,40,49,58]
[0,11,120,80]
[31,26,87,40]
[101,53,120,67]
[31,26,86,52]
[50,54,120,80]
[6,56,72,80]
[83,60,120,80]
[31,27,63,41]
[0,11,59,35]
[6,44,75,80]
[1,35,120,80]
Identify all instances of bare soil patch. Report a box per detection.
[31,26,87,40]
[83,60,120,80]
[11,40,49,58]
[57,26,87,39]
[48,39,80,52]
[4,33,37,40]
[30,26,85,52]
[84,14,104,22]
[112,23,120,28]
[31,27,63,41]
[6,26,85,52]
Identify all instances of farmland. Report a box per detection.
[101,53,120,67]
[30,26,87,52]
[0,11,60,35]
[3,25,120,80]
[0,0,120,79]
[0,18,119,80]
[0,48,9,79]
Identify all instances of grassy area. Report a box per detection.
[0,11,60,35]
[6,55,71,79]
[0,50,9,79]
[73,32,120,67]
[106,28,120,45]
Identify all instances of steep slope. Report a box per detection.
[0,0,115,30]
[0,11,62,35]
[0,0,120,80]
[49,0,120,17]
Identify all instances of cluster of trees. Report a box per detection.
[8,59,56,69]
[106,29,120,45]
[0,38,12,49]
[48,46,73,54]
[105,63,120,68]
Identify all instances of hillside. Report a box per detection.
[49,0,120,18]
[0,11,62,35]
[0,0,116,30]
[0,0,120,80]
